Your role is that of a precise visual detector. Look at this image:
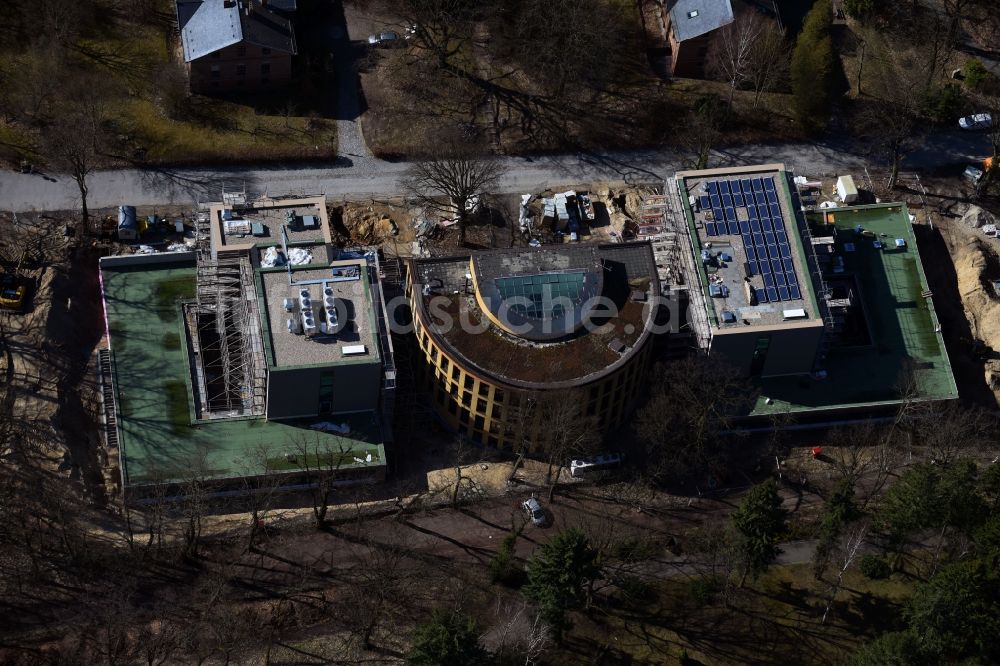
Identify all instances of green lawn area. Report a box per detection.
[102,260,383,487]
[559,563,912,665]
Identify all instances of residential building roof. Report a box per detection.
[668,0,734,42]
[176,0,297,62]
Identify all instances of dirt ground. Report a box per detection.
[0,213,110,501]
[901,176,1000,407]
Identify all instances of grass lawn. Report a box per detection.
[121,98,337,165]
[554,564,912,665]
[1,1,338,168]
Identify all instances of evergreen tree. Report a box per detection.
[791,0,837,132]
[731,479,787,586]
[905,561,1000,661]
[523,528,600,639]
[407,610,488,666]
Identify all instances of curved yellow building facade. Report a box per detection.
[406,242,661,453]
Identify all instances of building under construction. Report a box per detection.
[98,195,396,500]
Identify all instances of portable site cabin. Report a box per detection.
[836,175,859,204]
[117,206,139,241]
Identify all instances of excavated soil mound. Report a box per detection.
[953,237,1000,391]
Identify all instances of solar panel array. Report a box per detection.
[697,176,801,304]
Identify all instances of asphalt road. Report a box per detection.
[0,131,990,213]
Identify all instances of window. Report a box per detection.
[488,436,499,448]
[750,336,771,376]
[478,383,488,396]
[477,398,488,413]
[448,400,458,415]
[440,357,449,372]
[492,405,502,419]
[210,64,220,79]
[451,366,460,380]
[238,45,246,56]
[461,392,471,407]
[430,347,438,361]
[260,62,271,74]
[236,64,246,77]
[464,375,474,390]
[474,415,485,430]
[687,10,699,18]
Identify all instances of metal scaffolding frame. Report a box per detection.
[191,211,267,418]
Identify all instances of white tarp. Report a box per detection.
[261,246,313,267]
[519,194,533,232]
[310,421,352,434]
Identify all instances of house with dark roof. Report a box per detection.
[663,0,734,78]
[176,0,297,93]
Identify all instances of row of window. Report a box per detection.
[209,63,271,78]
[211,47,272,58]
[414,314,648,450]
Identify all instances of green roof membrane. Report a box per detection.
[751,204,957,416]
[102,261,383,486]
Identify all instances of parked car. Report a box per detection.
[522,497,546,526]
[367,31,400,47]
[570,453,624,478]
[964,165,984,183]
[959,113,993,130]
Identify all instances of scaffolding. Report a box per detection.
[191,211,267,418]
[666,178,713,352]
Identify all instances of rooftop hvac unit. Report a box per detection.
[299,289,310,298]
[286,318,302,334]
[283,298,296,312]
[302,313,317,335]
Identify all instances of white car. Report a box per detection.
[570,453,624,478]
[959,113,993,130]
[367,31,399,47]
[522,497,546,526]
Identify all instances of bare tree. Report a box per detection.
[679,95,727,171]
[403,154,507,246]
[707,11,767,104]
[237,443,282,551]
[292,432,352,528]
[746,20,788,108]
[179,454,214,560]
[635,357,753,484]
[42,74,114,230]
[821,522,869,624]
[535,393,600,502]
[486,599,551,666]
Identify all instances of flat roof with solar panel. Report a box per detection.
[677,164,820,331]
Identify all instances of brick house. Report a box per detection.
[663,0,734,78]
[176,0,297,94]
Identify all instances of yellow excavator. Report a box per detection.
[0,248,27,311]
